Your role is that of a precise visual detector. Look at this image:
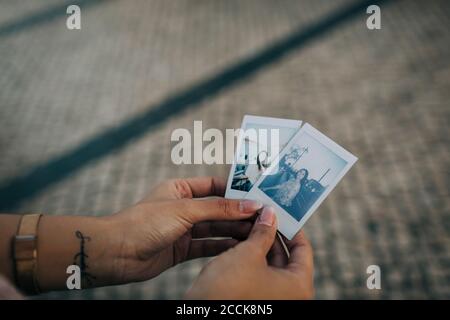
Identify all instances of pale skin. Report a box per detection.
[0,176,314,299]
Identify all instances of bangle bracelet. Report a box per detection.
[13,214,43,295]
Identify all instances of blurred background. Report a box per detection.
[0,0,449,299]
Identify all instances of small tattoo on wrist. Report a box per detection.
[73,230,96,287]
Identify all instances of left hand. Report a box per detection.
[107,177,262,284]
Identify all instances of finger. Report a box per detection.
[187,239,239,260]
[243,206,277,257]
[144,177,228,202]
[286,231,314,275]
[192,221,253,239]
[183,176,227,198]
[180,198,263,224]
[267,233,289,267]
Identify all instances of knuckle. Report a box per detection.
[216,198,234,218]
[209,176,217,195]
[173,179,193,199]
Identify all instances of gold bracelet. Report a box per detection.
[13,214,43,295]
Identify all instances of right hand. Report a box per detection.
[186,207,314,299]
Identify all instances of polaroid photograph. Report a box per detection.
[225,115,302,199]
[246,123,358,240]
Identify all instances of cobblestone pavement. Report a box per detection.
[0,0,449,299]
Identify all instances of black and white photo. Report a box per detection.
[225,115,301,199]
[246,123,357,239]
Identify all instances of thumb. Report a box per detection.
[245,206,277,256]
[180,198,263,224]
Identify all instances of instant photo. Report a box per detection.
[225,115,301,199]
[246,123,357,239]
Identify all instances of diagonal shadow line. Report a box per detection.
[0,0,107,38]
[0,0,391,211]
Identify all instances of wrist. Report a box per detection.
[36,214,125,291]
[88,214,130,286]
[97,213,140,285]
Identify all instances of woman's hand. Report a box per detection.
[108,177,262,284]
[185,207,314,299]
[0,176,312,297]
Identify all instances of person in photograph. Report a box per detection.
[231,155,251,191]
[231,165,249,191]
[232,151,270,191]
[258,155,297,196]
[261,169,309,215]
[290,169,312,220]
[290,172,327,221]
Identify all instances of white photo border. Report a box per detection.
[246,123,358,240]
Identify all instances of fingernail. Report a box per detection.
[239,200,263,213]
[257,207,275,226]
